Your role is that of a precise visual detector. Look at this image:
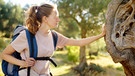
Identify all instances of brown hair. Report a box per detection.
[25,4,54,34]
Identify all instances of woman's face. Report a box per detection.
[45,8,60,28]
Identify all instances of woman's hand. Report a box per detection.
[21,58,36,68]
[101,24,106,36]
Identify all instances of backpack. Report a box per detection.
[1,25,58,76]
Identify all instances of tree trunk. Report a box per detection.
[79,28,87,66]
[73,27,88,76]
[105,0,135,75]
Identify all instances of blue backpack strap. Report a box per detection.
[51,31,58,50]
[25,30,38,58]
[25,29,38,76]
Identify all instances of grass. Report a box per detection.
[89,54,125,76]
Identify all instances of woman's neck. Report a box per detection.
[38,24,51,35]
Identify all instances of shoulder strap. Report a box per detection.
[25,29,38,58]
[25,29,38,76]
[51,31,58,50]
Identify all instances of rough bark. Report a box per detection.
[105,0,135,75]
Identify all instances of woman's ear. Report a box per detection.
[42,16,48,23]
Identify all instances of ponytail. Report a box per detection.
[25,6,40,35]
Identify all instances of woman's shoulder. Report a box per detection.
[16,30,27,39]
[51,30,63,36]
[52,30,69,40]
[20,30,26,35]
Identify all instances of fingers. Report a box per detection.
[101,24,106,36]
[23,58,36,67]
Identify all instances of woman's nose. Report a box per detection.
[57,17,60,22]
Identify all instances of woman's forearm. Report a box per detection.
[1,53,24,66]
[78,34,104,46]
[0,45,25,67]
[66,34,104,46]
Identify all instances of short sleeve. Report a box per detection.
[11,30,27,53]
[56,31,69,48]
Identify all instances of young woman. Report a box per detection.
[1,3,105,76]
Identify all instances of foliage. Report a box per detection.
[0,0,24,38]
[87,38,106,53]
[0,31,11,51]
[66,46,79,62]
[54,18,80,38]
[55,0,111,37]
[0,36,10,52]
[0,38,6,51]
[116,67,123,71]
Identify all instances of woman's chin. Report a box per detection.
[52,25,58,28]
[55,24,59,28]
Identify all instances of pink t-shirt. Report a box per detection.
[11,30,68,75]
